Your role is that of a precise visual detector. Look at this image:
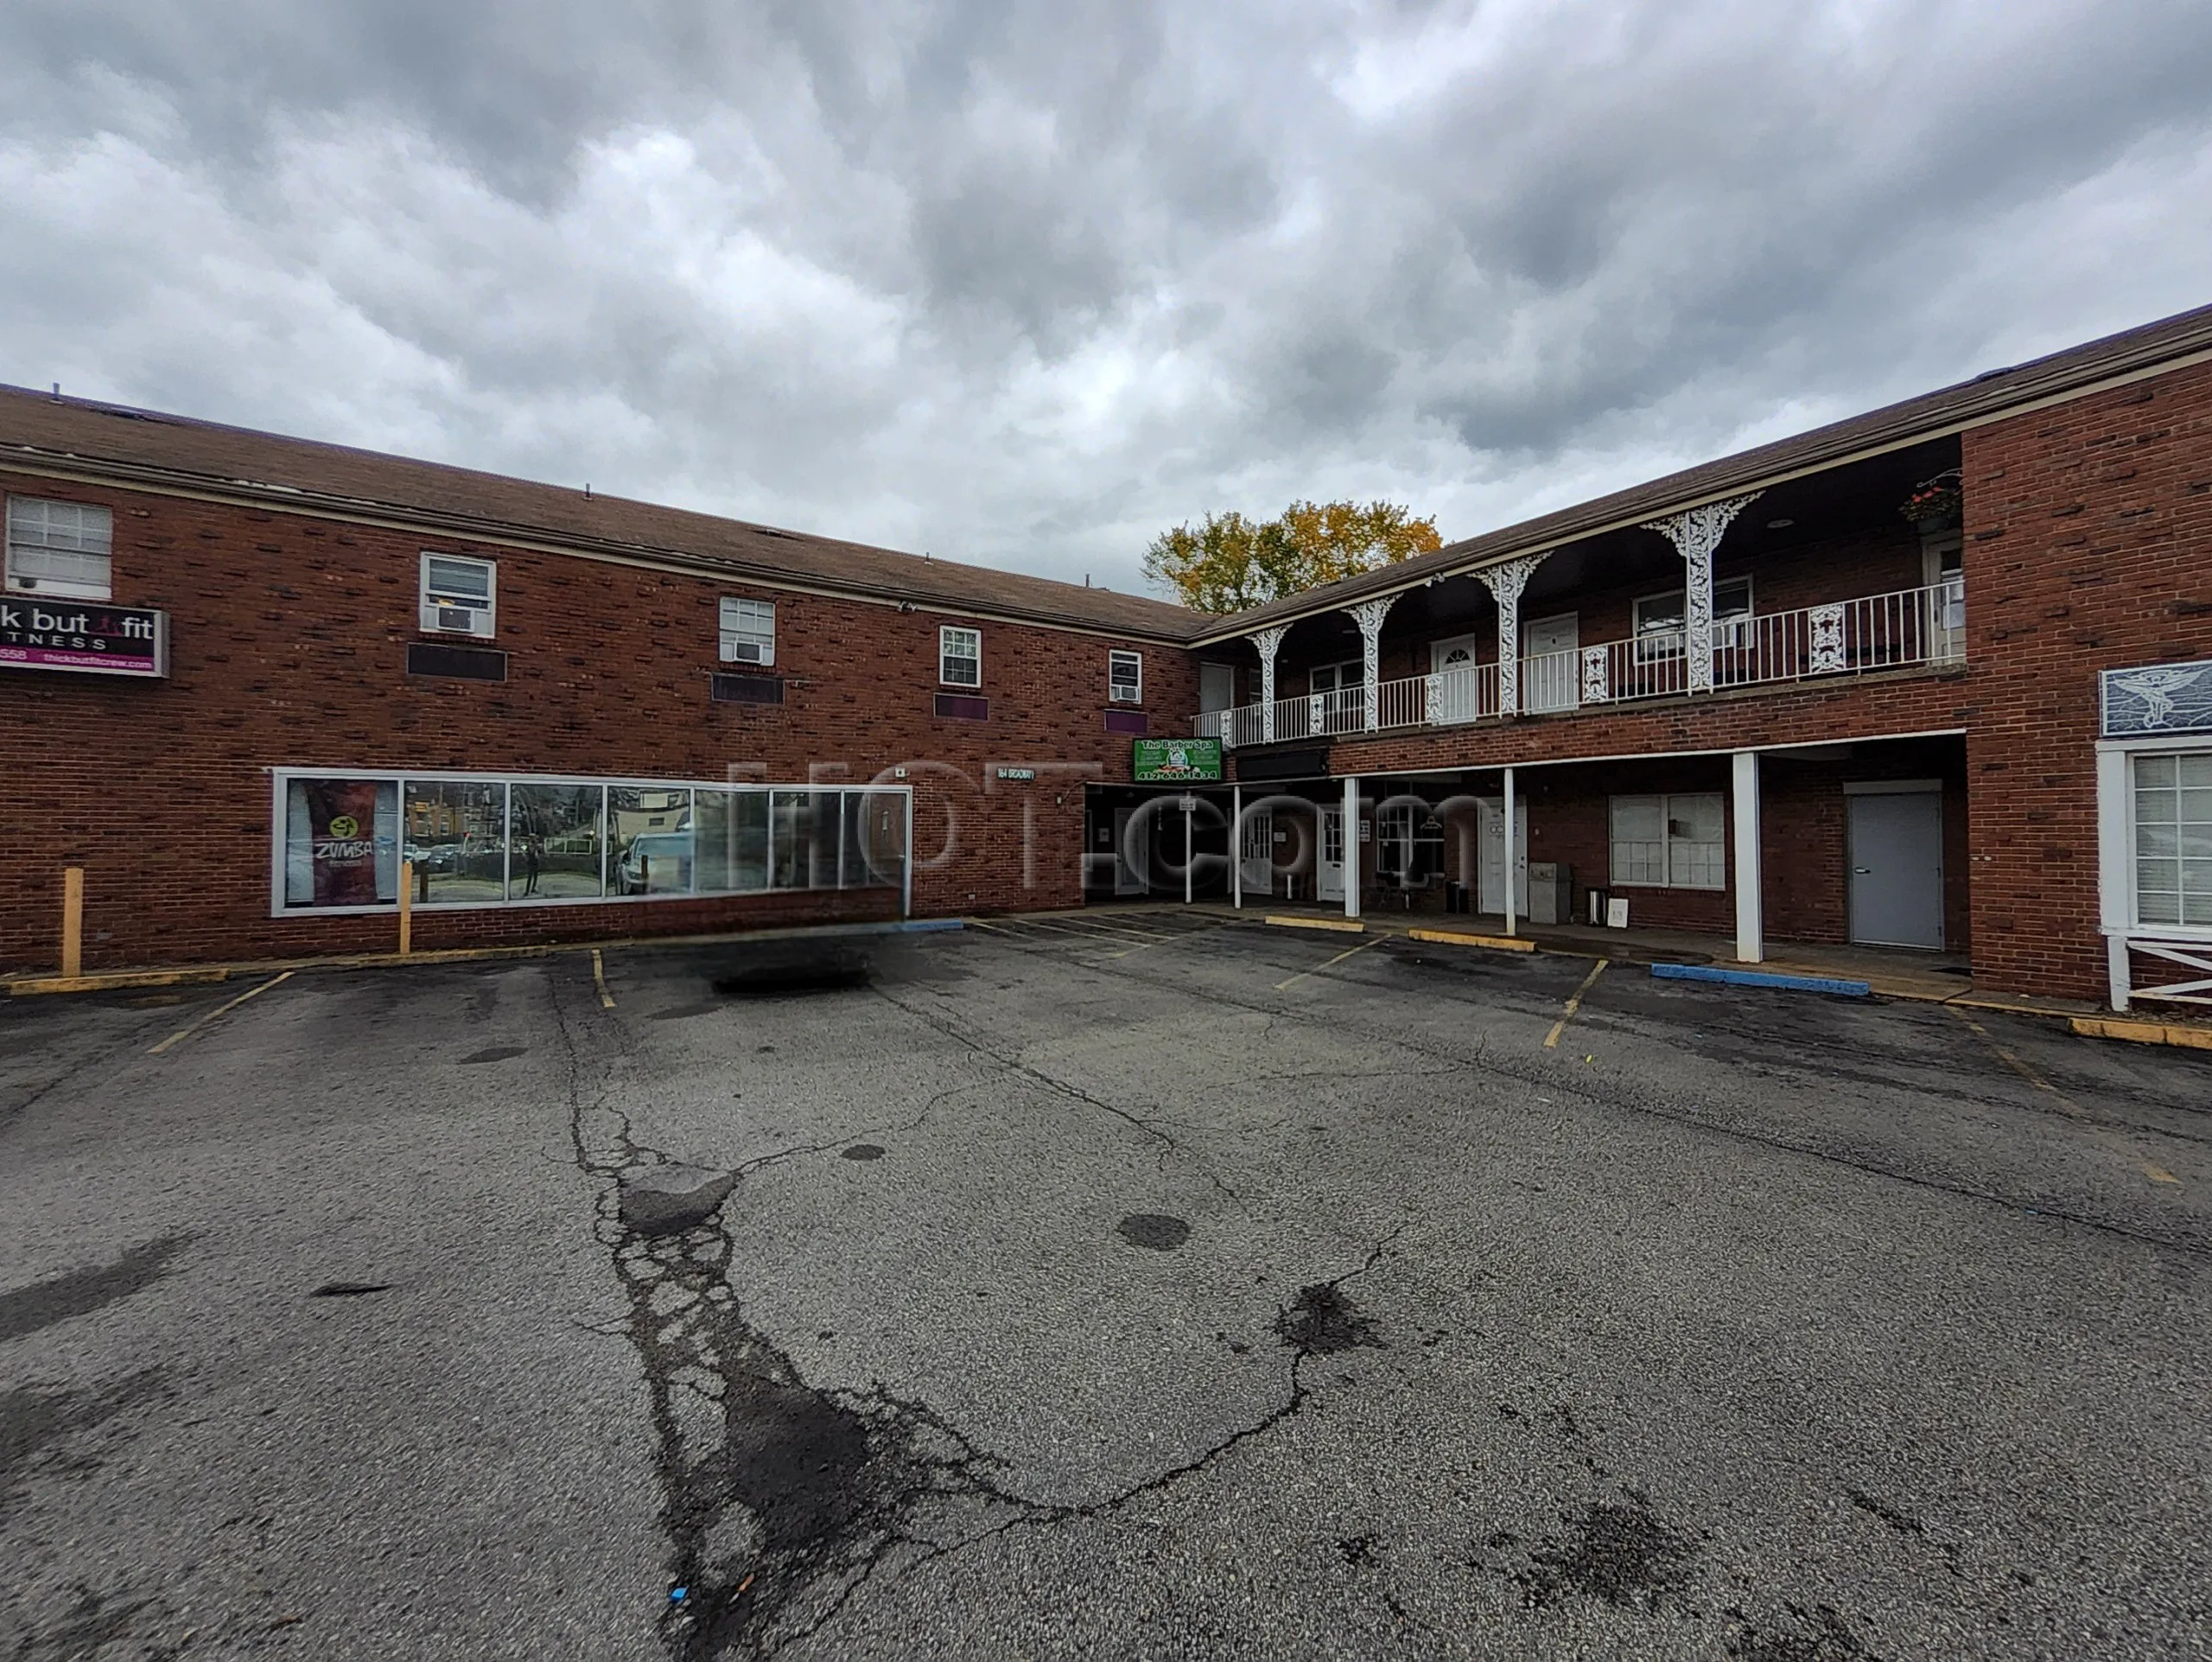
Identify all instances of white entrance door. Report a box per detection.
[1475,799,1529,917]
[1522,614,1579,713]
[1112,806,1145,896]
[1427,633,1484,724]
[1239,809,1274,898]
[1318,807,1345,902]
[1848,790,1944,948]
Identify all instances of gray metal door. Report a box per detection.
[1848,791,1944,948]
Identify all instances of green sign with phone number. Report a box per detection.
[1133,737,1223,783]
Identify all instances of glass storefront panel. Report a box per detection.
[610,786,693,895]
[695,789,769,894]
[283,778,401,908]
[771,790,815,889]
[509,784,606,899]
[404,780,509,904]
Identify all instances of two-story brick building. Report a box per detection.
[1190,302,2212,1011]
[3,302,2209,1009]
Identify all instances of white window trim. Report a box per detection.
[419,551,498,638]
[1309,658,1365,692]
[1108,649,1143,703]
[2098,735,2212,945]
[1634,576,1752,660]
[940,625,982,688]
[1609,792,1727,891]
[719,596,777,665]
[5,494,115,601]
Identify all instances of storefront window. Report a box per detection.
[694,789,769,894]
[404,780,507,904]
[610,786,692,895]
[844,790,902,888]
[2133,752,2212,927]
[510,784,607,899]
[283,778,400,908]
[1610,793,1726,889]
[771,790,815,889]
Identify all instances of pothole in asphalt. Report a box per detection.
[460,1046,528,1064]
[842,1144,886,1162]
[710,946,875,998]
[308,1282,392,1298]
[1274,1282,1382,1353]
[1116,1213,1192,1251]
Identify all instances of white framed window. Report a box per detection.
[1308,659,1364,692]
[1634,577,1751,662]
[719,597,776,665]
[5,496,113,600]
[1610,793,1726,889]
[1109,650,1142,703]
[420,552,497,638]
[940,625,981,687]
[2132,750,2212,928]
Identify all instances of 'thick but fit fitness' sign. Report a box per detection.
[0,599,168,678]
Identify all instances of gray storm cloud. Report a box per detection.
[2,0,2208,592]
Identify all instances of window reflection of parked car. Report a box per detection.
[619,833,694,895]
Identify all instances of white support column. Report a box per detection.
[1477,553,1548,717]
[1732,749,1762,964]
[1348,598,1393,732]
[1640,494,1760,694]
[1342,774,1361,920]
[1252,625,1287,743]
[2095,743,2132,1009]
[1232,784,1243,910]
[1502,766,1517,936]
[1184,794,1194,905]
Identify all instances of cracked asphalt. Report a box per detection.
[3,910,2209,1660]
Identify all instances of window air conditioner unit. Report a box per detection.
[725,640,772,665]
[423,594,493,638]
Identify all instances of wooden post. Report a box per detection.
[399,860,414,957]
[60,866,84,979]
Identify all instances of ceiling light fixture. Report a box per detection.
[1765,517,1795,529]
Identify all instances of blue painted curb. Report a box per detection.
[1650,961,1870,998]
[897,918,965,933]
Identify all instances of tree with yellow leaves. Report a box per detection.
[1144,500,1442,614]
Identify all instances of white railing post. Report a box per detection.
[1477,553,1548,716]
[1251,625,1287,744]
[1641,494,1759,694]
[1348,598,1392,733]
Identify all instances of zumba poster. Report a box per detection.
[301,779,385,906]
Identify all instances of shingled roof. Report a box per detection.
[0,385,1204,641]
[1186,297,2212,646]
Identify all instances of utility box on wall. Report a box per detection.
[1527,862,1573,927]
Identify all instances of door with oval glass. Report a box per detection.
[1427,633,1484,724]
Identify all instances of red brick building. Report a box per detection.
[3,303,2209,1008]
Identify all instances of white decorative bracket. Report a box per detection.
[1251,624,1288,742]
[1641,494,1760,694]
[1348,598,1394,731]
[1477,553,1548,716]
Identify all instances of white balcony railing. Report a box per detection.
[1196,580,1965,747]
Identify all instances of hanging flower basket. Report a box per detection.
[1899,470,1962,532]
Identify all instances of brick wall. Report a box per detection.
[0,474,1197,972]
[1961,355,2212,999]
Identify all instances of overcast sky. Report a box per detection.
[3,2,2209,596]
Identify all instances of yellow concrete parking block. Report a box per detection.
[8,966,234,997]
[2072,1016,2212,1051]
[1406,928,1538,953]
[1266,915,1366,934]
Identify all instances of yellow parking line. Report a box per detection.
[149,971,294,1055]
[1544,958,1610,1049]
[1275,934,1387,990]
[592,949,616,1009]
[1948,1006,2179,1187]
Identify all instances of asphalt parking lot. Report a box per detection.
[3,912,2208,1661]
